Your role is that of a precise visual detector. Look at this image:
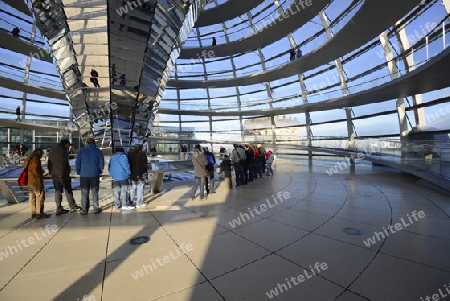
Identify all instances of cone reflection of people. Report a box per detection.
[111,64,117,85]
[90,69,100,87]
[289,48,296,61]
[296,46,303,59]
[120,74,126,87]
[12,27,20,38]
[25,148,51,219]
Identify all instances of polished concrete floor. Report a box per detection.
[0,158,449,301]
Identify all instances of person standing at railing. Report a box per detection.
[245,144,255,182]
[190,144,208,201]
[15,106,21,121]
[76,138,104,215]
[180,144,188,160]
[48,139,82,215]
[296,46,303,59]
[203,147,216,194]
[253,146,260,179]
[289,48,296,62]
[265,150,274,176]
[220,154,232,189]
[109,146,132,211]
[128,144,147,209]
[257,144,266,176]
[231,144,246,186]
[25,148,51,219]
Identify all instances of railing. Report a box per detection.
[146,135,450,181]
[308,137,450,180]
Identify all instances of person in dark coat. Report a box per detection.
[128,144,148,209]
[220,154,232,189]
[19,143,28,156]
[48,139,81,214]
[75,138,104,214]
[231,144,246,186]
[15,106,21,121]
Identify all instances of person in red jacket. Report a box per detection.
[265,150,274,176]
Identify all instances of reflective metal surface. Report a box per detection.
[29,0,207,148]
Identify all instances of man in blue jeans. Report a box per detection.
[127,144,147,209]
[109,146,132,211]
[75,138,104,215]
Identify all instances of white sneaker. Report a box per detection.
[122,206,135,211]
[136,204,146,210]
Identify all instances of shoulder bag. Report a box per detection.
[18,155,34,186]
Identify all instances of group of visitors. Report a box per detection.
[190,145,217,201]
[289,46,303,62]
[23,139,81,219]
[24,138,148,219]
[23,139,275,217]
[190,143,275,200]
[13,143,28,157]
[229,143,274,187]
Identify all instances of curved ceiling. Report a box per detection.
[194,0,264,27]
[158,46,450,116]
[170,0,421,88]
[179,0,332,59]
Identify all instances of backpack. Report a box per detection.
[259,147,266,159]
[245,149,254,162]
[205,153,215,165]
